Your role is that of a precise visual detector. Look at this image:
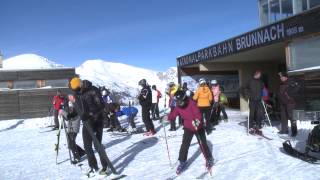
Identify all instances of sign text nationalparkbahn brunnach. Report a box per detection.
[177,7,320,67]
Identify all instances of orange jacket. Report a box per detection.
[193,86,212,107]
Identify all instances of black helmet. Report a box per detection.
[152,85,156,90]
[174,90,188,107]
[138,79,147,87]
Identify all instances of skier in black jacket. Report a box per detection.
[138,79,156,136]
[278,72,297,136]
[246,70,264,131]
[69,77,109,175]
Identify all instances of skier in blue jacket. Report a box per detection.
[115,104,138,132]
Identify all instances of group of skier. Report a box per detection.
[49,69,309,177]
[244,70,299,137]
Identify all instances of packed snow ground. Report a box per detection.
[0,109,319,180]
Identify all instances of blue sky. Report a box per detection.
[0,0,259,71]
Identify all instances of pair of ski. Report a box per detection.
[282,140,320,164]
[249,128,273,140]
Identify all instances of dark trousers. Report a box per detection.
[179,128,213,162]
[170,107,177,130]
[54,109,60,128]
[280,103,295,133]
[210,103,221,125]
[151,103,160,118]
[82,121,108,169]
[67,132,86,160]
[200,107,212,130]
[220,105,228,119]
[249,100,263,129]
[142,106,155,132]
[110,114,121,129]
[129,113,137,128]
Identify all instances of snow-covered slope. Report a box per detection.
[0,109,319,180]
[76,60,177,105]
[2,54,64,69]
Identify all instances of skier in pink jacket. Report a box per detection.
[168,90,214,174]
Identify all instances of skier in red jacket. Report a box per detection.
[52,90,65,130]
[168,90,214,174]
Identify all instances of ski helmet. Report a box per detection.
[152,85,156,90]
[168,82,175,88]
[70,77,81,91]
[174,90,188,108]
[199,78,206,85]
[138,79,147,87]
[210,79,218,85]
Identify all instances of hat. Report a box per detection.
[210,79,218,85]
[278,71,288,77]
[70,77,81,90]
[199,78,206,85]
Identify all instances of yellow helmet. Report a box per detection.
[69,77,81,90]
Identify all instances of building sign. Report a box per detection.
[177,7,320,67]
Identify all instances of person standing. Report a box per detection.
[166,82,180,131]
[168,90,214,174]
[246,70,264,132]
[193,78,213,135]
[210,80,221,126]
[138,79,156,136]
[59,94,86,164]
[278,72,298,136]
[69,77,109,175]
[52,90,65,130]
[151,85,162,120]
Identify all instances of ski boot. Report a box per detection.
[176,161,187,175]
[85,167,98,178]
[99,167,109,176]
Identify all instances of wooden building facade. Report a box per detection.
[0,68,75,120]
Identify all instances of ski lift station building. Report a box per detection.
[177,1,320,120]
[0,54,75,120]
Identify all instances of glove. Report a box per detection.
[192,119,201,130]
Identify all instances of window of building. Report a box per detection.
[310,0,320,8]
[302,0,309,10]
[287,36,320,71]
[282,0,294,18]
[13,80,37,89]
[270,0,281,23]
[259,0,269,25]
[0,82,8,89]
[45,79,69,88]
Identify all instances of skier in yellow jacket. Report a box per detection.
[193,78,213,135]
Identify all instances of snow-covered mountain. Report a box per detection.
[2,54,177,104]
[2,54,64,69]
[76,60,177,105]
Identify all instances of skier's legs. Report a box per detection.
[151,103,156,119]
[82,126,98,170]
[178,129,194,162]
[280,104,289,133]
[155,103,160,118]
[249,101,256,129]
[129,113,137,128]
[256,102,264,129]
[93,123,109,169]
[197,128,213,161]
[54,110,59,128]
[68,132,80,160]
[221,105,228,119]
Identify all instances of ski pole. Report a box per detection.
[261,100,272,127]
[55,114,63,164]
[192,120,212,176]
[62,116,74,165]
[247,99,250,135]
[161,115,173,168]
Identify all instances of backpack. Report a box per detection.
[287,78,303,98]
[306,124,320,152]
